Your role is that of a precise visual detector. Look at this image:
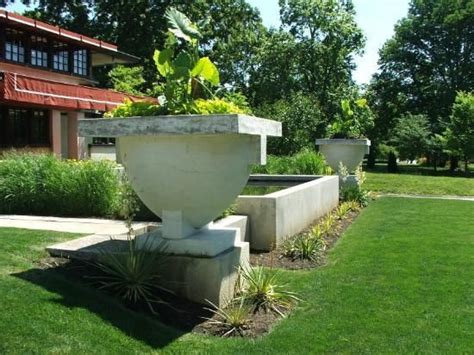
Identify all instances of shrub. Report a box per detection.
[0,153,121,217]
[238,266,300,316]
[252,149,330,175]
[282,233,325,261]
[204,298,252,337]
[92,235,169,314]
[255,92,325,155]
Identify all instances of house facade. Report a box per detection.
[0,10,141,159]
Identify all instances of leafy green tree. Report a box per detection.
[392,114,431,161]
[256,92,325,155]
[277,0,365,118]
[445,92,474,172]
[108,66,146,96]
[20,0,267,91]
[371,0,473,141]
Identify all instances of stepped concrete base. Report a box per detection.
[47,217,250,306]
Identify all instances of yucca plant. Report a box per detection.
[319,213,336,235]
[282,234,325,261]
[92,235,169,314]
[238,266,300,317]
[204,297,252,337]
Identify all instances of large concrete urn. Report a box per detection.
[316,138,370,173]
[79,114,281,305]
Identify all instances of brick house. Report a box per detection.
[0,10,143,159]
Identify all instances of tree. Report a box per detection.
[108,65,146,96]
[256,92,325,155]
[278,0,365,118]
[392,114,431,161]
[20,0,267,91]
[445,91,474,172]
[370,0,473,140]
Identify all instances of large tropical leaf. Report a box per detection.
[165,7,202,42]
[191,57,220,86]
[153,49,173,77]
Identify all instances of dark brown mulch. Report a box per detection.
[194,307,285,338]
[33,207,359,338]
[34,256,285,338]
[250,210,360,270]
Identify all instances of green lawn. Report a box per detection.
[365,172,474,196]
[1,197,473,353]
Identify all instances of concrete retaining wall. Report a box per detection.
[235,175,339,251]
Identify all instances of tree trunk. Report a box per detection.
[449,156,459,172]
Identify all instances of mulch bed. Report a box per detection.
[250,210,360,269]
[34,207,360,338]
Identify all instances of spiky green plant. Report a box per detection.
[282,234,325,261]
[204,297,252,337]
[238,266,300,316]
[92,235,169,314]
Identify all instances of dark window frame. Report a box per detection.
[0,23,92,78]
[0,105,51,148]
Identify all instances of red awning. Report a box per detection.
[0,72,151,111]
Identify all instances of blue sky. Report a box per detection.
[6,0,410,84]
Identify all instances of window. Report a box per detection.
[53,42,69,72]
[73,49,88,76]
[7,108,29,146]
[5,28,25,63]
[0,106,50,147]
[30,110,50,145]
[30,35,48,67]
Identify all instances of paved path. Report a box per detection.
[377,193,474,201]
[0,215,156,235]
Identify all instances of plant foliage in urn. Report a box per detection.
[106,8,248,117]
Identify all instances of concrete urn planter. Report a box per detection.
[316,138,371,173]
[78,114,282,305]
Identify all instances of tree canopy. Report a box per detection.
[370,0,474,140]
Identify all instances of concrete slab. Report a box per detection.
[79,114,282,138]
[0,215,156,235]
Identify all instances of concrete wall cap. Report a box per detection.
[79,114,282,138]
[316,138,371,146]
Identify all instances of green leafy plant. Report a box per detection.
[92,235,169,314]
[328,98,374,138]
[238,265,300,316]
[335,202,351,220]
[252,149,330,175]
[282,233,325,261]
[106,8,248,117]
[204,297,252,337]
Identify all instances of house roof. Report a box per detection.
[0,71,152,112]
[0,9,139,65]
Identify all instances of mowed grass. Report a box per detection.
[1,197,473,353]
[365,172,474,196]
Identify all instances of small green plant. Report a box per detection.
[252,149,329,175]
[335,202,351,220]
[92,236,169,314]
[319,213,336,235]
[204,298,252,337]
[238,265,300,316]
[328,98,374,138]
[339,163,371,207]
[282,233,325,261]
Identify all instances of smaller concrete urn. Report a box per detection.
[315,138,371,173]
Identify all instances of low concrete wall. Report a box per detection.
[236,175,339,251]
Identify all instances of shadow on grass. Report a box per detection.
[365,162,473,178]
[13,266,184,349]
